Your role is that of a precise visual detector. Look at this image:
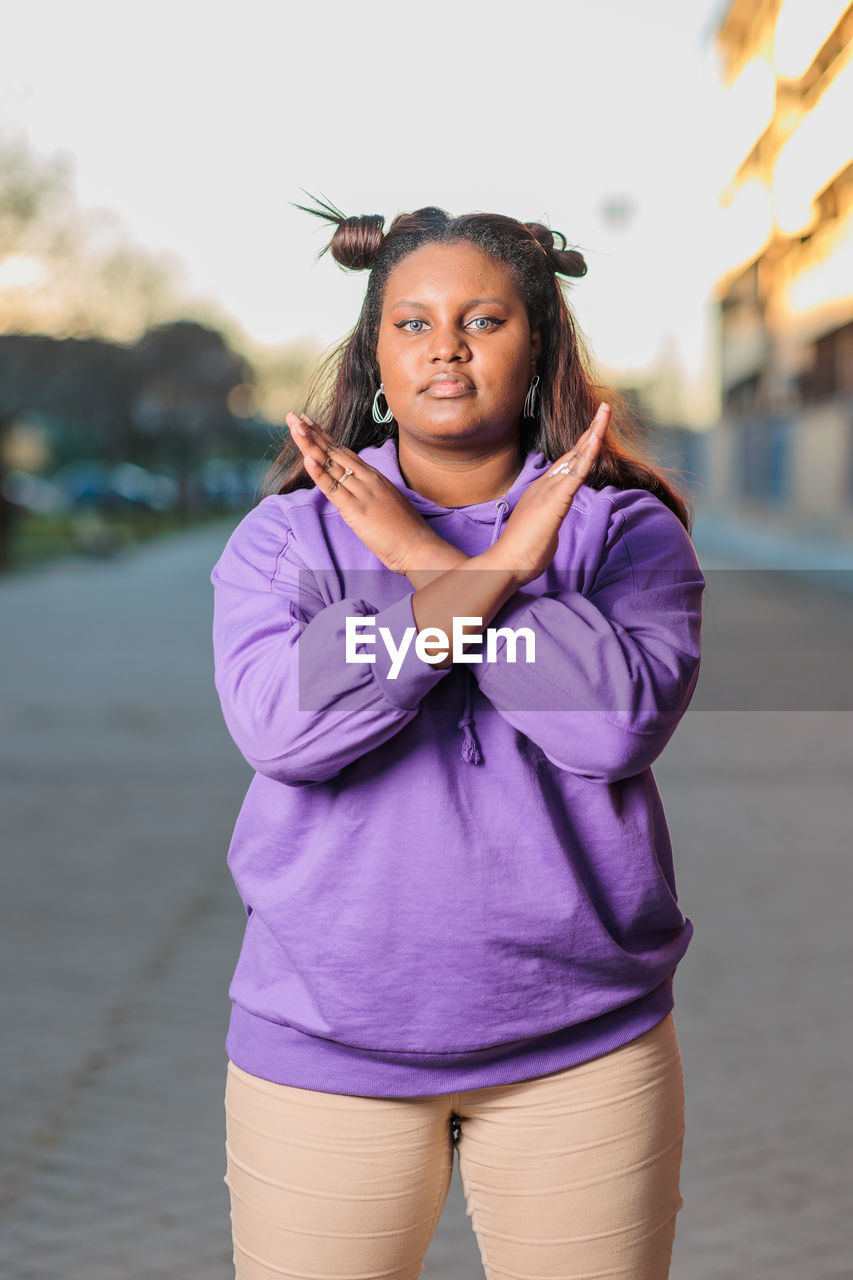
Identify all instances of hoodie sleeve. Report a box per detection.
[210,498,451,785]
[471,490,706,784]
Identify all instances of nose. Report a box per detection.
[427,322,470,363]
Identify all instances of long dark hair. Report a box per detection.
[261,197,695,534]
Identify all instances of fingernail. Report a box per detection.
[288,416,306,436]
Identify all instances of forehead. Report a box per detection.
[382,241,521,307]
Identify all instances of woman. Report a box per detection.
[211,200,706,1280]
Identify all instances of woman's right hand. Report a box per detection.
[285,412,449,576]
[488,403,611,587]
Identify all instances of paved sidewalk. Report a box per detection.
[691,503,853,586]
[1,516,851,1278]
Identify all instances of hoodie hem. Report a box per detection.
[224,977,675,1098]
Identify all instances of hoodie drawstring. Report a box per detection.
[456,499,510,764]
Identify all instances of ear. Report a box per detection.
[529,326,543,373]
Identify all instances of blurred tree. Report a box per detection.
[0,133,314,562]
[246,342,319,423]
[0,334,130,443]
[0,133,184,562]
[0,336,45,565]
[0,335,134,557]
[128,321,252,516]
[0,137,69,561]
[0,134,182,340]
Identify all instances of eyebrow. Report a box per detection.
[388,297,510,310]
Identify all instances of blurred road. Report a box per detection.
[1,518,852,1280]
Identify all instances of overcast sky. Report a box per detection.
[3,0,728,420]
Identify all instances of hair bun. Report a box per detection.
[524,221,588,279]
[293,193,386,271]
[329,215,385,271]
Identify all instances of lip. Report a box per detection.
[422,373,475,397]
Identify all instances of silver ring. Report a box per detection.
[339,466,354,484]
[548,460,574,477]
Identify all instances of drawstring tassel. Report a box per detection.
[457,672,481,764]
[457,714,482,764]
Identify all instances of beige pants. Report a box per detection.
[223,1012,685,1280]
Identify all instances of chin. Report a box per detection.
[422,418,483,438]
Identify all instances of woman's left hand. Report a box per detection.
[489,403,611,587]
[285,412,442,575]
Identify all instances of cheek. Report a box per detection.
[384,362,421,399]
[377,337,412,389]
[380,351,428,403]
[488,343,532,396]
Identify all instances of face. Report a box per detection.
[374,241,541,446]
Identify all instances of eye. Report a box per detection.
[467,316,505,331]
[395,319,429,333]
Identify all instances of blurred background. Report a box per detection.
[1,2,852,1279]
[2,0,853,568]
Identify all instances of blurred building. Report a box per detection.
[711,0,853,539]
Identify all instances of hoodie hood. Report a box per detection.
[357,436,552,764]
[358,435,551,523]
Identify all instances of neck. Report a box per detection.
[395,433,525,508]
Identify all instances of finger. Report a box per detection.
[302,452,359,500]
[589,402,611,436]
[575,402,610,445]
[547,432,599,478]
[286,411,333,445]
[546,439,598,481]
[296,413,334,445]
[289,425,361,495]
[287,417,360,479]
[289,414,361,467]
[574,402,610,439]
[314,441,363,485]
[546,405,610,479]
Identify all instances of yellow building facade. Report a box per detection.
[712,0,853,537]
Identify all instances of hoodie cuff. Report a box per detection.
[466,590,549,698]
[467,591,540,670]
[366,591,453,711]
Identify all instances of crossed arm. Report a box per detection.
[211,489,705,788]
[404,543,521,669]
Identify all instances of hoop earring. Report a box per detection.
[371,383,394,425]
[517,373,537,419]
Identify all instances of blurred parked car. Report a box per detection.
[110,462,179,511]
[1,470,66,515]
[4,457,265,532]
[51,461,179,512]
[194,457,265,509]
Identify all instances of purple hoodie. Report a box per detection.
[211,437,705,1096]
